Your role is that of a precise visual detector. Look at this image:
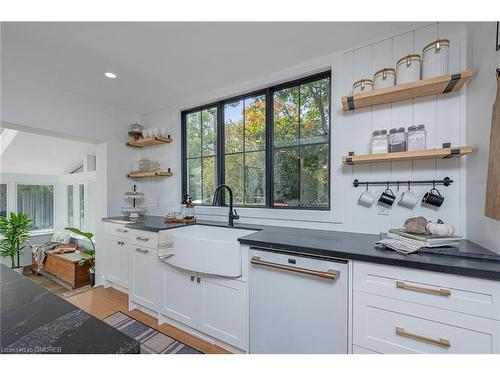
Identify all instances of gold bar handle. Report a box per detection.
[135,248,149,254]
[115,228,128,233]
[396,327,451,348]
[396,281,451,297]
[251,256,339,281]
[136,236,150,241]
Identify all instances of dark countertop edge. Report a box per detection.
[239,238,500,281]
[102,216,500,282]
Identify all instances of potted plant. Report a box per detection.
[65,227,96,286]
[0,212,32,269]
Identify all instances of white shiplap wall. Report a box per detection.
[136,23,468,235]
[337,23,467,235]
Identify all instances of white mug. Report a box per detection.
[398,189,418,208]
[358,189,375,207]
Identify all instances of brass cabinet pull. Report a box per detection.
[196,276,201,283]
[396,327,451,348]
[190,275,195,282]
[117,240,125,246]
[115,228,128,233]
[396,281,451,297]
[135,248,149,254]
[136,236,150,241]
[251,256,339,281]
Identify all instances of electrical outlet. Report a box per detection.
[376,203,390,215]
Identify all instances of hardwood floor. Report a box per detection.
[66,286,231,354]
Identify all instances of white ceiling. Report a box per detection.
[1,22,425,115]
[0,129,95,175]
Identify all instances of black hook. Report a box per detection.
[366,182,369,191]
[408,181,411,190]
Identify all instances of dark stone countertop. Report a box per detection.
[102,216,500,282]
[0,265,140,354]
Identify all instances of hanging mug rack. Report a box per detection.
[353,176,453,188]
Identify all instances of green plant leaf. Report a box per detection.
[64,227,94,240]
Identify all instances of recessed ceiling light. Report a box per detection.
[105,72,117,79]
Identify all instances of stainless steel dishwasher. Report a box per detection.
[249,247,348,354]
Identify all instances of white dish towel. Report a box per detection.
[158,230,174,258]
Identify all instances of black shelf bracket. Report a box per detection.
[443,73,461,94]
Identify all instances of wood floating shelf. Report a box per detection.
[127,135,172,148]
[342,69,473,111]
[127,170,173,178]
[342,146,473,165]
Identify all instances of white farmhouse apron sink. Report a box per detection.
[164,225,256,277]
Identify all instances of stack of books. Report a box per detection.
[388,229,462,248]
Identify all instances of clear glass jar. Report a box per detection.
[407,124,427,151]
[371,129,388,154]
[388,127,407,152]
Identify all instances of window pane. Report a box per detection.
[79,184,85,230]
[187,158,202,204]
[273,86,299,148]
[202,157,216,205]
[273,148,299,207]
[300,79,330,145]
[17,185,54,231]
[224,100,244,154]
[225,153,244,205]
[300,144,329,208]
[0,184,6,217]
[244,95,266,152]
[187,112,201,158]
[67,185,74,227]
[245,151,265,206]
[201,107,217,156]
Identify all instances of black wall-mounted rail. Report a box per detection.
[353,177,453,188]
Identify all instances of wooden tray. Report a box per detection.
[164,217,196,224]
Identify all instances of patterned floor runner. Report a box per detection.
[104,311,202,354]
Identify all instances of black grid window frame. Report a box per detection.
[182,70,331,210]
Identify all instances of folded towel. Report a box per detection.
[158,230,174,258]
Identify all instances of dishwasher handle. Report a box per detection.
[251,256,340,281]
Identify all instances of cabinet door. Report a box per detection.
[102,236,128,288]
[199,275,247,350]
[161,264,199,327]
[129,246,158,310]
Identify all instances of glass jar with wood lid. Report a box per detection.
[396,54,421,84]
[422,39,450,79]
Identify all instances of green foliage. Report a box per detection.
[64,227,96,271]
[0,212,32,268]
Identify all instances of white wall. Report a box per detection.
[465,22,500,254]
[1,73,135,216]
[137,23,472,238]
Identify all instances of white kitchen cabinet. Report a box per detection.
[199,275,247,349]
[128,245,158,311]
[102,235,128,288]
[159,262,248,351]
[161,263,199,327]
[352,261,500,354]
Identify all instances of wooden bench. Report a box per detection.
[35,251,91,290]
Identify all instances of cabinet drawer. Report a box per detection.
[128,229,158,248]
[353,261,500,320]
[104,222,130,238]
[353,291,500,354]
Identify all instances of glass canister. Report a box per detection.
[371,129,388,154]
[388,127,407,152]
[352,79,373,95]
[407,124,427,151]
[422,39,449,79]
[396,54,421,84]
[373,68,396,90]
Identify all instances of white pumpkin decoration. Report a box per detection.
[426,219,455,237]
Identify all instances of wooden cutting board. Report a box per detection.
[485,72,500,220]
